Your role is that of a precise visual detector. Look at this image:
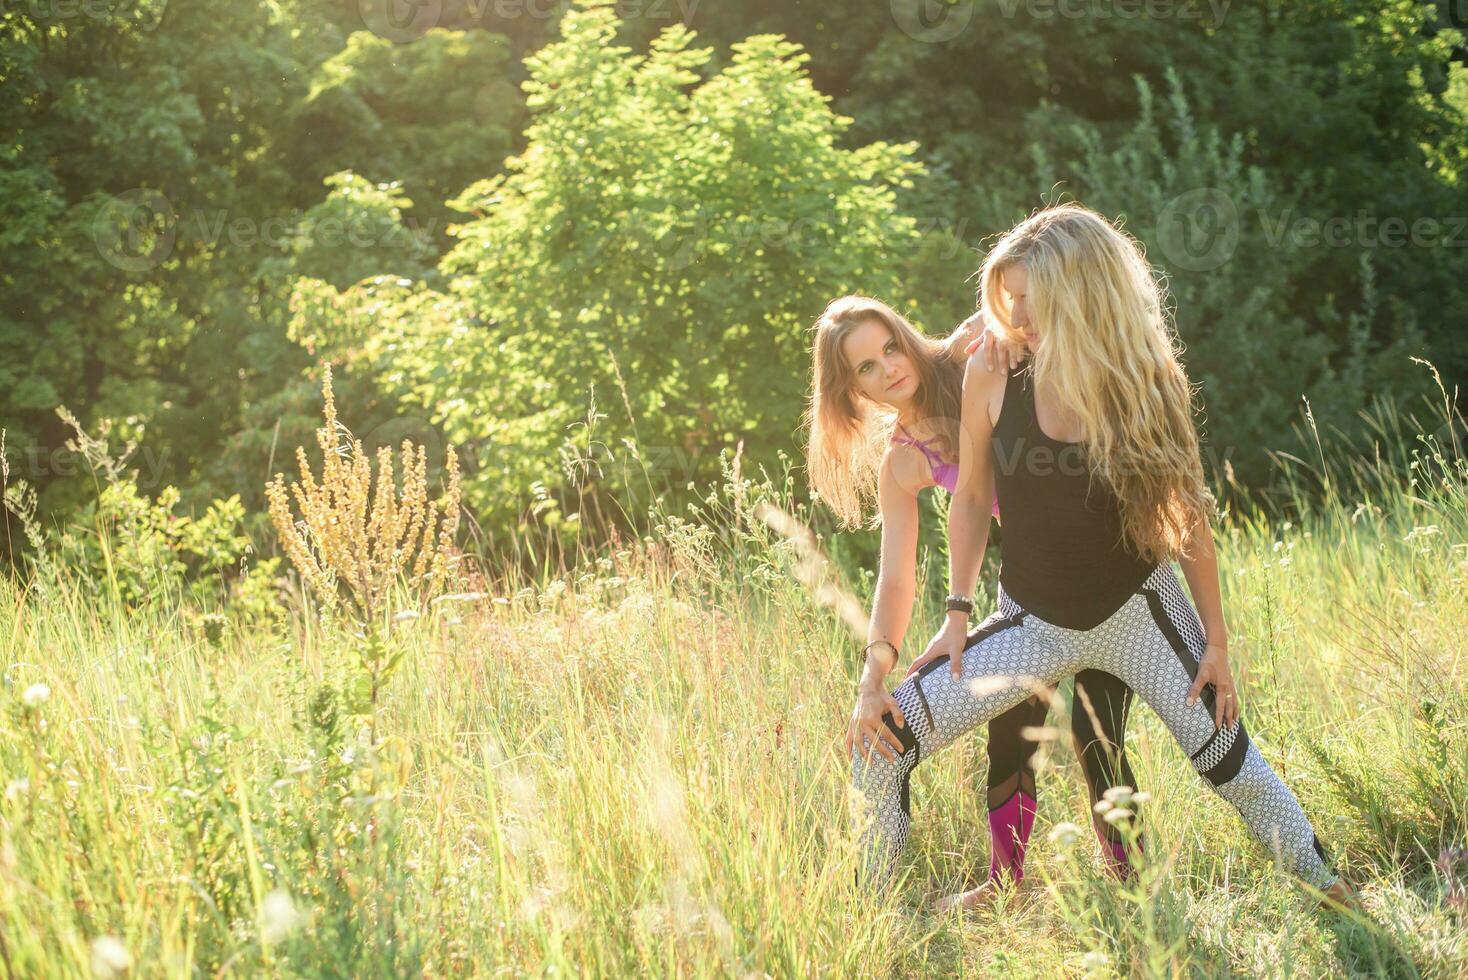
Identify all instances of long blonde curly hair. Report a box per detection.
[804,295,963,528]
[979,204,1215,562]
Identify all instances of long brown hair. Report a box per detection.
[804,295,963,527]
[979,203,1214,561]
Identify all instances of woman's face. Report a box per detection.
[841,318,916,408]
[1002,264,1038,348]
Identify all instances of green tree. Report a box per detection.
[1026,71,1428,484]
[286,28,520,240]
[836,1,1467,385]
[0,1,522,556]
[293,1,936,537]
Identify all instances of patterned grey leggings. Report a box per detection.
[852,562,1336,890]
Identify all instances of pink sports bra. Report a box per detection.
[892,422,1001,518]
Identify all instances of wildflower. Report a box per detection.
[1403,524,1441,543]
[1132,791,1152,804]
[1081,949,1109,973]
[392,609,421,623]
[4,778,29,802]
[21,683,50,710]
[1048,821,1083,847]
[90,936,131,979]
[265,364,462,627]
[1093,799,1113,814]
[1101,785,1134,806]
[261,889,302,943]
[1102,807,1135,826]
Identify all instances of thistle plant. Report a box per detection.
[265,364,463,629]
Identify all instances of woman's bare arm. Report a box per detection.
[1178,516,1227,649]
[1178,514,1240,728]
[846,454,921,763]
[947,355,1001,606]
[906,354,1005,679]
[858,455,921,690]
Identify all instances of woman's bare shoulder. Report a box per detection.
[962,351,1010,429]
[880,443,933,498]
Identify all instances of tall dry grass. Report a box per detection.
[0,367,1464,976]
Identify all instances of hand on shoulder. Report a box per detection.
[963,346,1012,393]
[963,319,1028,373]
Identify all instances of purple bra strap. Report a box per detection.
[894,422,945,461]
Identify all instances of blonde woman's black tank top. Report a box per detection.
[990,361,1157,630]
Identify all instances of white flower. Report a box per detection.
[1132,791,1152,805]
[1102,807,1135,826]
[1081,949,1110,972]
[261,889,302,943]
[1048,821,1083,847]
[21,683,50,709]
[1403,524,1441,543]
[90,935,131,979]
[392,609,421,623]
[4,778,29,802]
[1093,799,1113,814]
[1101,784,1134,805]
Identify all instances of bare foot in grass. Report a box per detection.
[1319,878,1362,913]
[932,878,1014,914]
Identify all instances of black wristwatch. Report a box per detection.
[945,593,974,616]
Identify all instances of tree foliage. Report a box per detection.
[2,0,1463,554]
[295,3,937,534]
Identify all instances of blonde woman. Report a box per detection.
[808,296,1146,909]
[849,204,1355,908]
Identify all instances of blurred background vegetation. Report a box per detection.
[3,0,1465,570]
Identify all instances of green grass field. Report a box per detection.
[1,394,1465,978]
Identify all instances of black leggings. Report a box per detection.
[984,669,1138,880]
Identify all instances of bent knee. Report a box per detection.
[1190,720,1251,788]
[850,743,918,781]
[851,713,921,776]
